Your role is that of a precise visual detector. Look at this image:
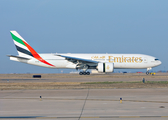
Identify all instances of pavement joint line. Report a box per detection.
[1,116,168,119]
[1,98,168,103]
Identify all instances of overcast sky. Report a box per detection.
[1,0,168,73]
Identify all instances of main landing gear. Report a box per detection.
[78,65,90,75]
[79,71,90,75]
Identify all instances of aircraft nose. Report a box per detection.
[156,60,162,65]
[154,60,162,66]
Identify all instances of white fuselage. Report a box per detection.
[10,53,162,69]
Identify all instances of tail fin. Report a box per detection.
[10,31,55,67]
[10,31,35,58]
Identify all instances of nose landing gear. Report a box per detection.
[146,71,149,75]
[146,67,152,75]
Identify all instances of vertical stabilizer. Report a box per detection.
[10,31,34,58]
[10,31,55,67]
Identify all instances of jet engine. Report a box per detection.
[97,63,114,73]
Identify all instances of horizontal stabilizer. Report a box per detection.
[7,55,31,60]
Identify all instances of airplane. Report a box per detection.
[8,31,162,75]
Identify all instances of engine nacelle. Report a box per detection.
[97,63,114,73]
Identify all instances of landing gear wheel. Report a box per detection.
[146,71,149,75]
[83,72,86,75]
[86,72,90,75]
[79,72,83,75]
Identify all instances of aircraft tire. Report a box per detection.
[86,72,90,75]
[83,72,86,75]
[79,72,83,75]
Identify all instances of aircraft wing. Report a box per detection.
[56,54,98,64]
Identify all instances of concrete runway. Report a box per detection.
[1,89,168,120]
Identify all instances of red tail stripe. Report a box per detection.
[23,41,55,67]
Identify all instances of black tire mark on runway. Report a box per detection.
[78,89,90,120]
[78,78,91,120]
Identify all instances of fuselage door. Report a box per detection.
[144,57,148,63]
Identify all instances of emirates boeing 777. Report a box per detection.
[8,31,161,75]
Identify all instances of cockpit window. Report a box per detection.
[155,59,159,61]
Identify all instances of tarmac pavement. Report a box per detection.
[0,89,168,120]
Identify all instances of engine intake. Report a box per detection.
[97,63,114,73]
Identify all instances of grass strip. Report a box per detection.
[146,81,168,84]
[82,81,168,84]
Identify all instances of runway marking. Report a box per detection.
[1,116,168,119]
[1,98,168,103]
